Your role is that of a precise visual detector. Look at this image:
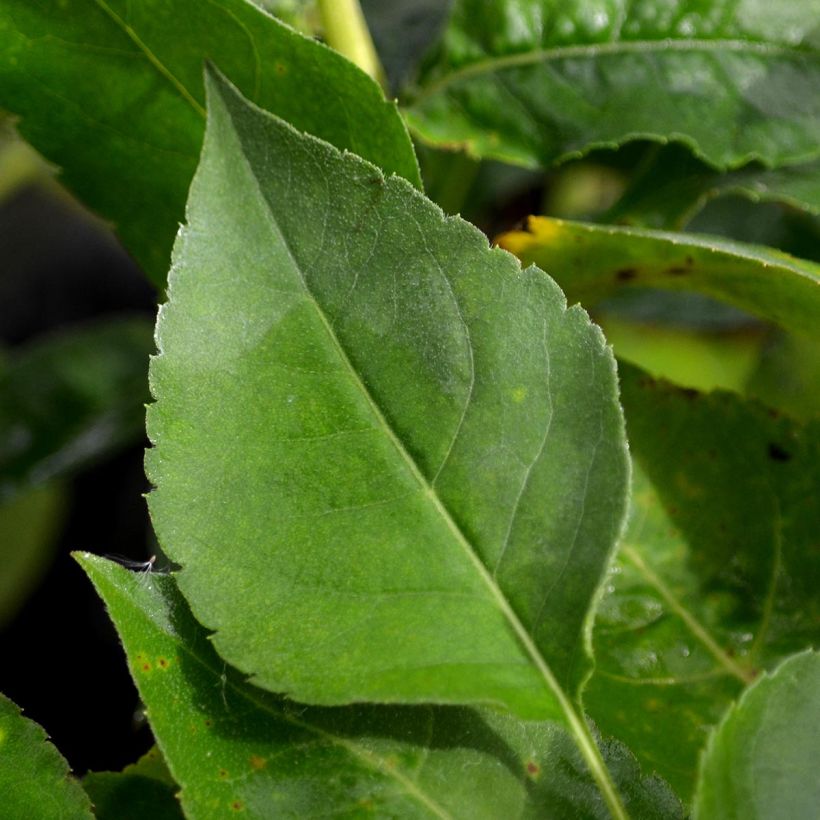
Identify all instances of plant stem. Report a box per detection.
[317,0,386,89]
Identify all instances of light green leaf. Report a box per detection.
[0,0,419,284]
[77,553,682,820]
[0,318,153,501]
[147,68,630,811]
[405,0,820,170]
[0,692,93,819]
[83,748,183,820]
[694,650,820,820]
[497,216,820,337]
[585,365,820,801]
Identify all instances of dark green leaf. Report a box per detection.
[0,0,419,284]
[0,692,93,819]
[498,217,820,337]
[77,553,682,820]
[406,0,820,170]
[147,68,630,811]
[585,365,820,801]
[603,145,820,230]
[0,483,67,628]
[84,748,183,820]
[0,318,153,501]
[694,650,820,819]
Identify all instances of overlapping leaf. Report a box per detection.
[0,692,93,819]
[498,216,820,337]
[147,68,631,809]
[406,0,820,170]
[0,0,419,283]
[585,365,820,801]
[77,553,682,819]
[694,650,820,819]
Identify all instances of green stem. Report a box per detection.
[317,0,386,89]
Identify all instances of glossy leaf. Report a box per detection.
[77,553,682,820]
[0,318,153,501]
[83,748,183,820]
[585,365,820,801]
[497,216,820,337]
[0,0,419,284]
[694,650,820,819]
[405,0,820,170]
[0,692,93,819]
[603,145,820,230]
[147,69,630,809]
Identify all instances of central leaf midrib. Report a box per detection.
[414,36,816,101]
[222,92,627,818]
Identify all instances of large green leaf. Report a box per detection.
[694,650,820,819]
[0,318,153,501]
[0,0,419,284]
[77,553,682,819]
[405,0,820,170]
[498,217,820,337]
[585,365,820,801]
[147,69,630,810]
[0,692,93,819]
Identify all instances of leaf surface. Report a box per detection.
[147,68,630,809]
[83,748,183,820]
[602,145,820,230]
[0,318,153,501]
[77,553,682,820]
[405,0,820,170]
[585,365,820,801]
[0,0,419,283]
[0,692,93,819]
[498,217,820,337]
[694,650,820,819]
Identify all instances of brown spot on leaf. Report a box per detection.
[275,62,287,75]
[157,657,169,669]
[615,267,638,282]
[218,769,229,779]
[249,755,266,771]
[526,760,540,778]
[231,801,244,811]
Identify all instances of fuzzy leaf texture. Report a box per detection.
[0,0,419,284]
[0,692,93,819]
[694,650,820,819]
[406,0,820,170]
[77,553,683,819]
[146,67,631,810]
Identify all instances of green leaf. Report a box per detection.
[497,217,820,337]
[694,650,820,819]
[405,0,820,170]
[83,748,183,820]
[603,145,820,230]
[0,0,419,285]
[0,692,93,819]
[147,68,630,811]
[0,483,67,628]
[0,318,153,501]
[585,365,820,801]
[77,553,682,820]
